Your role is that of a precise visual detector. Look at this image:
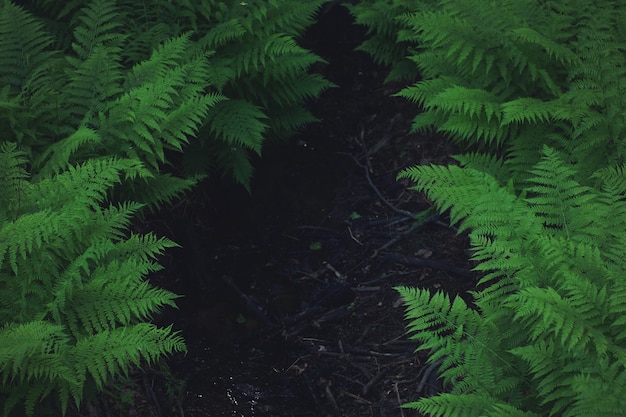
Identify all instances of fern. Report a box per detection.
[0,142,29,220]
[11,0,333,188]
[397,148,626,417]
[0,1,55,92]
[71,0,125,60]
[347,0,421,81]
[0,1,61,143]
[0,0,337,413]
[354,0,626,184]
[0,148,185,416]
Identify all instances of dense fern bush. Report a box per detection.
[0,0,218,206]
[352,0,626,185]
[397,147,626,417]
[346,0,421,83]
[180,0,334,185]
[350,1,626,415]
[16,0,333,188]
[0,143,185,416]
[0,0,331,413]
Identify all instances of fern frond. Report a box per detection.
[398,164,538,242]
[122,22,177,64]
[453,152,508,184]
[348,0,418,69]
[124,34,193,89]
[71,0,125,60]
[34,127,102,176]
[501,97,553,125]
[121,173,201,211]
[214,142,256,190]
[199,18,246,49]
[405,392,541,417]
[246,0,324,36]
[241,73,333,111]
[513,285,608,352]
[0,2,55,92]
[525,146,596,235]
[0,321,69,383]
[397,286,526,396]
[206,99,268,155]
[64,261,177,335]
[234,33,301,77]
[0,142,29,218]
[64,44,124,124]
[69,323,185,393]
[0,153,185,415]
[397,80,508,145]
[509,27,576,67]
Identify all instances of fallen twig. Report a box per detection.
[342,390,373,405]
[324,379,341,416]
[379,253,473,279]
[338,151,416,218]
[219,275,274,326]
[362,369,387,396]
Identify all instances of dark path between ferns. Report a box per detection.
[80,5,477,417]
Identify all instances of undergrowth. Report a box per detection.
[351,0,626,415]
[0,0,330,414]
[4,0,626,414]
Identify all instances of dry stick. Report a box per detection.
[342,390,373,405]
[379,253,473,279]
[338,148,441,255]
[325,380,341,416]
[218,275,274,326]
[376,213,439,253]
[362,369,388,396]
[302,373,324,415]
[357,132,417,217]
[339,151,416,218]
[350,362,373,380]
[416,358,443,395]
[394,381,406,417]
[365,215,414,227]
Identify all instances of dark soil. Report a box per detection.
[77,5,477,417]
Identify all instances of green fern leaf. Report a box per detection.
[0,2,55,91]
[34,127,102,176]
[71,0,125,60]
[525,146,596,234]
[207,99,267,155]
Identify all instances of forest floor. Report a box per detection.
[78,5,478,417]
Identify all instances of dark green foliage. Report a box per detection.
[4,0,332,189]
[346,0,421,82]
[0,1,334,413]
[351,0,626,185]
[397,148,626,417]
[0,1,219,208]
[0,144,185,416]
[180,0,334,185]
[348,0,626,415]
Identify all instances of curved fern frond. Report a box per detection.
[404,392,541,417]
[0,142,29,218]
[453,152,508,184]
[199,18,247,49]
[525,146,596,236]
[397,286,528,398]
[71,0,125,60]
[34,127,102,176]
[70,323,184,390]
[64,44,124,126]
[206,99,268,155]
[0,2,55,92]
